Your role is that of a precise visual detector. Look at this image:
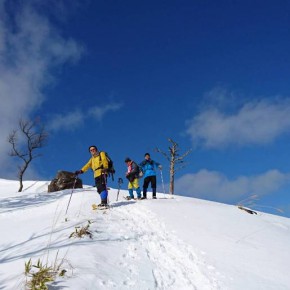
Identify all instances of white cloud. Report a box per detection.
[186,91,290,148]
[48,110,84,131]
[0,1,82,175]
[48,102,123,132]
[89,103,123,121]
[174,169,290,204]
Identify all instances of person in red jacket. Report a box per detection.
[124,157,142,200]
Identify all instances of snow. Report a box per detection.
[0,179,290,290]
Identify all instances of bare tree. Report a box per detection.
[156,138,191,195]
[8,118,48,192]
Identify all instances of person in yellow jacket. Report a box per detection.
[75,145,109,207]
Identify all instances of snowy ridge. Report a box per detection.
[0,179,289,289]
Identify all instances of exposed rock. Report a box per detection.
[48,170,83,192]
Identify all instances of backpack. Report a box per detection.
[138,165,143,178]
[133,162,140,177]
[99,151,115,180]
[128,161,143,180]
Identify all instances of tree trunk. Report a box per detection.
[18,174,23,192]
[169,158,175,195]
[156,138,191,196]
[169,169,174,195]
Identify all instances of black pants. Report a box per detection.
[143,176,157,197]
[95,175,107,194]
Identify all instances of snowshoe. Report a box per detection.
[124,196,133,200]
[124,196,142,201]
[92,203,109,210]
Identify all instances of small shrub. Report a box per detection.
[237,194,284,215]
[69,221,93,239]
[24,257,66,290]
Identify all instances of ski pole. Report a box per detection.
[65,175,78,215]
[160,170,166,198]
[116,177,123,201]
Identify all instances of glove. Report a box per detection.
[158,165,162,170]
[74,170,83,175]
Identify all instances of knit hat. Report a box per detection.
[89,145,98,152]
[125,157,131,162]
[144,153,150,157]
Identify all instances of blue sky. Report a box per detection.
[1,0,290,217]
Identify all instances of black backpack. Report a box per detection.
[133,161,143,178]
[99,151,115,180]
[138,165,143,178]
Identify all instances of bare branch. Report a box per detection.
[174,161,189,172]
[155,147,171,162]
[156,138,192,195]
[174,149,193,163]
[7,118,48,192]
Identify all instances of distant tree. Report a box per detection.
[156,138,192,195]
[8,118,48,192]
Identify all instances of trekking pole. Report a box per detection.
[160,170,166,198]
[116,177,123,201]
[65,175,78,215]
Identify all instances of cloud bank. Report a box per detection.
[174,169,290,204]
[0,1,82,176]
[186,89,290,149]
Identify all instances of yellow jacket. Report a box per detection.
[81,151,108,178]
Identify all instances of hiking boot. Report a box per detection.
[125,196,132,200]
[152,196,157,199]
[97,203,108,207]
[141,196,147,200]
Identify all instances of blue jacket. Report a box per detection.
[139,159,161,178]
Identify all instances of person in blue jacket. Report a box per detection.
[139,153,162,199]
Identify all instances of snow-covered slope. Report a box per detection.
[0,179,289,289]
